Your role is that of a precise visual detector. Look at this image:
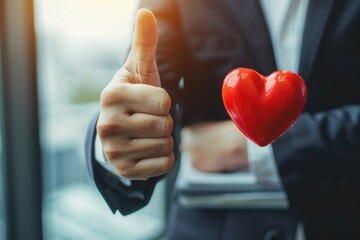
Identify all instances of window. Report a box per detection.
[0,1,42,238]
[0,138,4,240]
[0,45,5,240]
[35,0,166,239]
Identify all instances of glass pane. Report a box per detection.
[0,116,4,240]
[34,0,166,239]
[0,40,5,239]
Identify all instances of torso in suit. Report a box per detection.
[86,0,360,239]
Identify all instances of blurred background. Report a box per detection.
[0,0,166,239]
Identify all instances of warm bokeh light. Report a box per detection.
[35,0,139,106]
[35,0,138,46]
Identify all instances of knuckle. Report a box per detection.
[100,84,128,107]
[97,123,119,138]
[104,149,122,160]
[117,168,131,178]
[102,140,130,160]
[116,164,135,179]
[115,83,130,98]
[100,87,116,107]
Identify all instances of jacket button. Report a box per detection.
[264,230,284,240]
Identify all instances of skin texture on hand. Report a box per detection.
[181,120,248,173]
[97,9,174,180]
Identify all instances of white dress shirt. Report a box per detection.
[248,0,309,184]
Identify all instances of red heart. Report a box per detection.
[222,68,307,146]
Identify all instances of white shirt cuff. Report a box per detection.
[246,139,281,184]
[95,134,132,186]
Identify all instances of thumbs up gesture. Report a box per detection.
[97,9,174,180]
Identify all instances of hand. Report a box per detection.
[97,9,174,180]
[181,120,248,173]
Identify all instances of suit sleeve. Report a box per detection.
[85,0,184,216]
[273,105,360,212]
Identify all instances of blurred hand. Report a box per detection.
[97,9,174,180]
[181,120,248,173]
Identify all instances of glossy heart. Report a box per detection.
[222,68,307,146]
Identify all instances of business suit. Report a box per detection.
[86,0,360,239]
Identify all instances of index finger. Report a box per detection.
[109,82,171,115]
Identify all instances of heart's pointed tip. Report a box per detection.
[253,140,271,147]
[246,136,272,147]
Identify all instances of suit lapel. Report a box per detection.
[299,0,335,81]
[226,0,277,75]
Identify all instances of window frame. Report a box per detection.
[0,0,43,239]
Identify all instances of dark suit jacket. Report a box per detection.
[86,0,360,239]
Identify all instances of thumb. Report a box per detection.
[125,8,160,86]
